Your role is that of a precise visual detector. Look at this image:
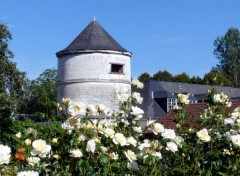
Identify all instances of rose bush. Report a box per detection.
[0,81,240,175]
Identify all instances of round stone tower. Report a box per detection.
[56,19,131,112]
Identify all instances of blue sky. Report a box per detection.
[1,1,240,80]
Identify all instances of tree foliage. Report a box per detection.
[18,69,58,121]
[214,27,240,87]
[203,71,232,87]
[152,70,173,81]
[138,72,151,83]
[173,72,191,83]
[0,23,26,119]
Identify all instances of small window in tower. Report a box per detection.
[110,64,124,74]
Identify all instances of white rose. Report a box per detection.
[17,171,39,176]
[132,80,144,89]
[104,128,115,138]
[133,126,142,133]
[0,144,11,164]
[16,132,22,138]
[124,150,137,162]
[68,102,86,116]
[166,142,178,153]
[173,136,184,147]
[86,105,97,116]
[26,157,40,166]
[77,134,86,143]
[224,118,235,125]
[113,133,127,146]
[161,129,176,140]
[152,151,162,159]
[138,139,151,151]
[25,139,32,146]
[86,139,96,153]
[127,137,137,147]
[69,149,83,158]
[197,129,211,142]
[213,94,221,103]
[31,139,51,158]
[109,152,119,160]
[131,106,144,119]
[231,134,240,147]
[132,92,143,104]
[152,123,165,135]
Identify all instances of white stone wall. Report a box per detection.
[58,52,131,81]
[57,52,131,112]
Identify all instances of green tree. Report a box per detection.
[190,76,203,84]
[19,69,57,121]
[214,27,240,87]
[203,71,232,86]
[138,72,151,83]
[173,72,191,83]
[0,23,26,119]
[152,70,173,81]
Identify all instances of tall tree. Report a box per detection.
[213,27,240,87]
[0,23,26,118]
[138,72,151,83]
[152,70,173,81]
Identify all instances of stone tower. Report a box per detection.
[56,19,131,112]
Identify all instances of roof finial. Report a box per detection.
[93,16,96,21]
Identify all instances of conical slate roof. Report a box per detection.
[56,20,130,57]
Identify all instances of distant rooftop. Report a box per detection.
[56,19,130,57]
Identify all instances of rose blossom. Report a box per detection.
[127,137,137,147]
[0,144,11,164]
[152,123,165,135]
[26,157,40,166]
[86,139,96,153]
[161,129,176,140]
[132,80,144,89]
[230,134,240,147]
[124,150,137,162]
[69,149,83,158]
[25,139,32,146]
[166,142,178,153]
[197,129,211,142]
[31,139,51,158]
[113,133,127,146]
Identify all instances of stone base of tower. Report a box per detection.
[58,82,131,113]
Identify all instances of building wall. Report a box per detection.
[57,52,131,111]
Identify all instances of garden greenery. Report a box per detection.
[1,80,240,175]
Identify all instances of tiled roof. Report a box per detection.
[57,20,130,57]
[158,100,240,129]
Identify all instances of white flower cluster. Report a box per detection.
[67,102,111,117]
[224,107,240,147]
[177,93,190,105]
[138,123,184,155]
[212,92,232,107]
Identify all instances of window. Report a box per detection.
[167,98,178,112]
[110,64,123,74]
